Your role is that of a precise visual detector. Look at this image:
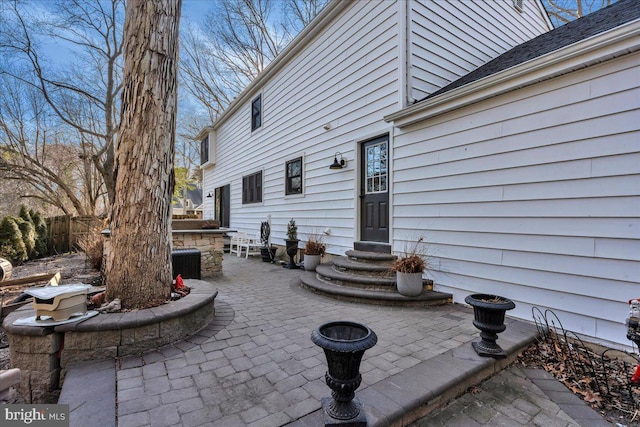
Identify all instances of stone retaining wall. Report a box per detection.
[2,280,217,403]
[103,228,230,279]
[172,231,224,277]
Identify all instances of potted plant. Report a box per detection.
[283,218,299,269]
[259,221,277,263]
[392,238,427,297]
[303,234,325,272]
[464,294,515,358]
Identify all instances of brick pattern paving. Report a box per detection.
[115,256,478,427]
[411,366,610,427]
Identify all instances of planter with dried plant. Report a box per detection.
[393,238,428,297]
[304,234,326,272]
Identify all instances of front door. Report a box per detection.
[360,135,389,242]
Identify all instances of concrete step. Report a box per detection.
[300,271,450,307]
[316,263,434,291]
[289,319,540,427]
[332,256,394,276]
[345,250,396,265]
[353,241,392,254]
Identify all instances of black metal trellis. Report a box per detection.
[530,307,640,414]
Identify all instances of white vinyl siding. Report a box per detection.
[392,53,640,345]
[203,0,400,251]
[408,0,550,101]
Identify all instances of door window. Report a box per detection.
[365,141,388,194]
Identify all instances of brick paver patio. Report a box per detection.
[115,255,479,427]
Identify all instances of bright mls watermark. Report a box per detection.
[2,405,69,426]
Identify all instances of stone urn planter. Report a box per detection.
[396,271,423,297]
[465,293,515,358]
[311,321,377,425]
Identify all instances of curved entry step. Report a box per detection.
[299,245,452,307]
[299,271,452,307]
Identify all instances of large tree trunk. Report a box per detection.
[105,0,182,309]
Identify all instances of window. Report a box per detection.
[242,171,262,204]
[285,157,303,195]
[513,0,524,12]
[200,134,209,165]
[365,141,388,194]
[251,94,262,131]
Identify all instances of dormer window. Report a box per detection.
[200,134,209,165]
[251,94,262,131]
[513,0,524,13]
[199,130,216,167]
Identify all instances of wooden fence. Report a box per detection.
[45,215,103,254]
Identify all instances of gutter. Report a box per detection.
[384,18,640,128]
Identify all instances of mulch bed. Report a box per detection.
[517,337,640,426]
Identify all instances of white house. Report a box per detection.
[200,0,640,346]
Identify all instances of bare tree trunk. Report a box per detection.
[105,0,181,309]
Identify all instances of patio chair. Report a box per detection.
[241,233,262,258]
[229,232,246,257]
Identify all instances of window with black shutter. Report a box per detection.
[242,171,262,204]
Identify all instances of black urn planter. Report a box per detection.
[311,321,377,426]
[283,239,300,269]
[465,294,515,359]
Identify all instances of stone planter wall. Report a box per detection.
[7,332,62,403]
[2,280,217,403]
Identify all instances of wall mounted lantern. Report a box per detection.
[329,152,346,170]
[206,193,213,198]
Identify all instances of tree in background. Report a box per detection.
[0,0,124,211]
[180,0,329,122]
[0,76,101,216]
[104,0,181,309]
[543,0,617,27]
[283,0,330,35]
[173,111,204,212]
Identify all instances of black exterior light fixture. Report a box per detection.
[206,193,213,198]
[329,152,346,170]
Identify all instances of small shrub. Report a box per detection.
[17,208,36,259]
[286,218,298,241]
[30,209,48,257]
[0,216,28,264]
[76,224,104,270]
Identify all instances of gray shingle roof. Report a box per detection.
[421,0,639,102]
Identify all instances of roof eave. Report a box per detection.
[384,19,640,129]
